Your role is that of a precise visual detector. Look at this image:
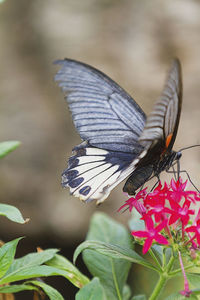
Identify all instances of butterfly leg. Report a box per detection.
[177,159,180,179]
[166,168,199,192]
[171,164,177,181]
[166,159,180,180]
[178,169,199,192]
[148,175,160,192]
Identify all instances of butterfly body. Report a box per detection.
[123,139,180,195]
[55,58,182,204]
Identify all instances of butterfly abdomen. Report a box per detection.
[123,165,154,195]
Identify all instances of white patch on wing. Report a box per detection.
[95,160,140,204]
[138,149,148,159]
[89,171,120,203]
[69,163,113,194]
[77,155,105,165]
[70,161,108,175]
[71,159,139,203]
[73,165,119,200]
[85,148,108,155]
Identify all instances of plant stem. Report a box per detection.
[148,249,162,271]
[166,255,175,273]
[162,249,166,268]
[149,274,168,300]
[149,255,175,300]
[169,263,194,276]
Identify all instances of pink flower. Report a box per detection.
[118,188,147,214]
[186,219,200,245]
[144,182,169,205]
[169,178,187,203]
[119,177,200,251]
[169,178,198,204]
[180,289,192,298]
[166,200,195,227]
[144,185,168,222]
[132,217,169,254]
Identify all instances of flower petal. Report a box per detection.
[132,231,149,238]
[143,237,153,254]
[155,233,169,245]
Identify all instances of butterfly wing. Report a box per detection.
[55,59,146,203]
[124,59,183,195]
[62,142,141,204]
[139,58,182,151]
[55,59,146,153]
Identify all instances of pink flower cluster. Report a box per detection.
[119,178,200,254]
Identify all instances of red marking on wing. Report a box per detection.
[165,133,173,148]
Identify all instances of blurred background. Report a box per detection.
[0,0,200,298]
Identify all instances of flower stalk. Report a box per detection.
[149,253,176,299]
[149,274,168,300]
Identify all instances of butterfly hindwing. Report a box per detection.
[62,143,140,204]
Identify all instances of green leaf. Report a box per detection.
[190,296,199,300]
[76,277,106,300]
[46,253,89,288]
[187,273,200,288]
[122,284,131,300]
[0,238,22,278]
[131,295,147,300]
[74,240,158,271]
[0,203,28,224]
[79,213,155,300]
[5,248,58,277]
[165,292,198,299]
[151,245,163,264]
[81,213,132,300]
[164,293,185,300]
[0,141,20,159]
[0,284,38,293]
[27,280,65,300]
[0,265,71,284]
[165,248,173,264]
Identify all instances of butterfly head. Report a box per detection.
[176,151,182,160]
[156,150,180,174]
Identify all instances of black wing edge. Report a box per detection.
[166,58,182,150]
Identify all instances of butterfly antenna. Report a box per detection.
[179,144,200,152]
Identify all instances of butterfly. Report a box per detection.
[54,58,182,204]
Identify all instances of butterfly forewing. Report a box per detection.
[123,59,182,195]
[55,59,146,153]
[139,59,182,151]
